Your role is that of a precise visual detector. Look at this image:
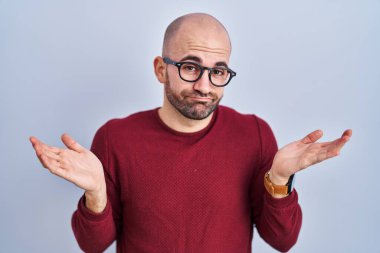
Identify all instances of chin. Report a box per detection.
[182,103,219,120]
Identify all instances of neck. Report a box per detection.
[158,98,213,133]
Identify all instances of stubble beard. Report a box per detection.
[164,80,222,120]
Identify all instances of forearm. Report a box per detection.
[256,190,302,252]
[253,116,302,251]
[84,182,107,213]
[72,195,117,253]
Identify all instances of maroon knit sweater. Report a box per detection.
[72,105,302,253]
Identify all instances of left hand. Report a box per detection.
[269,129,352,185]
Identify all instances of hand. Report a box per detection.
[29,134,107,212]
[269,129,352,185]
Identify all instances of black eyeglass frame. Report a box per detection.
[163,57,237,87]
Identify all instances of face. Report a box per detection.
[158,20,231,120]
[164,72,222,120]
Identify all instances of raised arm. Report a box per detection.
[252,118,352,252]
[269,129,352,188]
[251,118,302,252]
[30,134,107,213]
[29,129,118,252]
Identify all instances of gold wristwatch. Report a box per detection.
[264,171,295,196]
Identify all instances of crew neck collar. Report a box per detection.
[154,106,219,138]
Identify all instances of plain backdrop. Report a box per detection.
[1,0,379,252]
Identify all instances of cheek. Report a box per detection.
[166,69,181,88]
[166,77,187,98]
[167,73,193,95]
[214,87,224,99]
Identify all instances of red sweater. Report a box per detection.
[72,105,302,253]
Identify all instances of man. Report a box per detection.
[29,13,352,253]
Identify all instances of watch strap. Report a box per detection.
[264,171,295,196]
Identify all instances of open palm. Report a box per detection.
[29,134,105,193]
[271,129,352,181]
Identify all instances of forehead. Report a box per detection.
[168,23,231,64]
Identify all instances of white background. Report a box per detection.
[1,0,379,252]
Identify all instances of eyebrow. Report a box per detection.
[179,55,229,68]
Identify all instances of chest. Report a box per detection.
[117,137,259,215]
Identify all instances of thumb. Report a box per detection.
[61,133,86,153]
[300,129,323,144]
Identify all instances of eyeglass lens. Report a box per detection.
[179,63,231,86]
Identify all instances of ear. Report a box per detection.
[153,56,167,84]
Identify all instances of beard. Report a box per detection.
[164,80,222,120]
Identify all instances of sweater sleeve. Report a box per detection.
[251,116,302,252]
[71,122,122,253]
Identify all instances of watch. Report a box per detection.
[264,171,295,196]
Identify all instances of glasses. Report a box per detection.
[163,57,236,87]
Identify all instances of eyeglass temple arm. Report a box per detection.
[163,57,177,66]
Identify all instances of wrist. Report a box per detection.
[268,169,290,186]
[84,183,107,213]
[264,170,295,199]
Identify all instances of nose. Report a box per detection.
[193,69,212,94]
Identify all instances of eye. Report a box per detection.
[185,65,196,71]
[212,68,226,76]
[181,63,199,73]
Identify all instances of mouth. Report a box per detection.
[188,96,213,102]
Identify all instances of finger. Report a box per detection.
[61,133,85,153]
[29,136,38,146]
[47,145,61,154]
[332,135,350,153]
[341,129,352,141]
[312,142,340,163]
[39,153,57,169]
[316,147,337,162]
[32,141,46,158]
[32,141,60,159]
[30,136,61,155]
[333,129,352,150]
[304,130,352,165]
[322,136,350,158]
[32,149,60,173]
[301,129,323,144]
[29,136,44,149]
[37,142,61,158]
[44,149,60,161]
[320,129,352,148]
[41,154,68,179]
[319,141,332,148]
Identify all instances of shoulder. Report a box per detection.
[93,108,157,139]
[217,105,277,147]
[218,105,272,132]
[107,108,156,130]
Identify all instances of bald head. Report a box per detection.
[162,13,231,57]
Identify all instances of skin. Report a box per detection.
[29,134,107,212]
[29,13,353,214]
[155,14,231,132]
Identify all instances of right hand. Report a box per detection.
[29,134,107,212]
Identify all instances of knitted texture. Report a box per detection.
[72,105,302,253]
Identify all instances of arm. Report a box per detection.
[252,117,352,252]
[29,123,120,252]
[71,123,122,252]
[251,118,302,252]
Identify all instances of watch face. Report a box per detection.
[287,174,296,193]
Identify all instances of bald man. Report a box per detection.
[30,13,352,253]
